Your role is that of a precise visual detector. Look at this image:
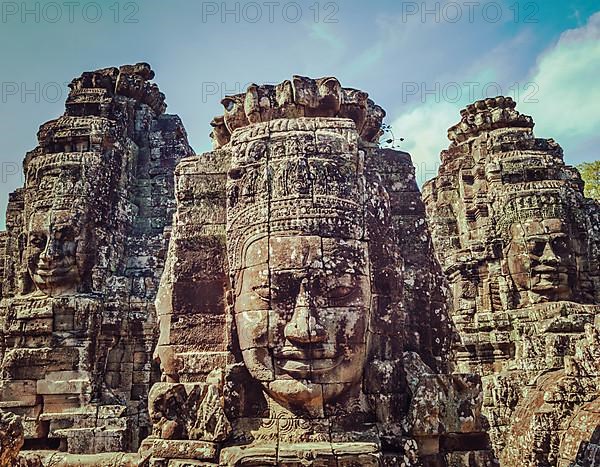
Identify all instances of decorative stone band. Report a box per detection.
[37,115,115,135]
[494,189,586,241]
[24,152,107,213]
[25,151,102,176]
[226,196,365,272]
[229,116,359,147]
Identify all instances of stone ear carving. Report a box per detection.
[210,116,230,148]
[222,94,249,133]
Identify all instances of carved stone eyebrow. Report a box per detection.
[526,233,568,242]
[526,236,549,242]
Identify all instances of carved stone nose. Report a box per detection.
[539,241,559,265]
[284,279,327,345]
[40,238,62,262]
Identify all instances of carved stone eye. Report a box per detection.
[29,234,47,249]
[327,285,356,300]
[228,167,244,180]
[551,237,568,255]
[326,274,357,299]
[58,226,75,242]
[252,285,270,302]
[528,240,546,257]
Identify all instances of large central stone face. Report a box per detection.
[147,77,495,466]
[234,234,371,407]
[225,118,373,413]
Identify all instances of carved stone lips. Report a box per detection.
[274,346,343,376]
[35,265,75,278]
[277,347,336,360]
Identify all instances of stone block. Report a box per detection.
[0,380,38,407]
[37,378,91,395]
[150,440,218,460]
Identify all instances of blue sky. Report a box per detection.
[1,0,599,227]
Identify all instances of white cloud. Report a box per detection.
[390,10,600,187]
[391,101,458,185]
[519,12,600,159]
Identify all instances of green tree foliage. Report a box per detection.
[578,161,600,200]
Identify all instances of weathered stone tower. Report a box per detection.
[423,97,600,466]
[145,77,496,466]
[0,63,193,456]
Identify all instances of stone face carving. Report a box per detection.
[147,78,495,466]
[423,96,600,465]
[495,188,590,309]
[0,63,193,456]
[503,217,579,304]
[225,121,373,415]
[232,236,372,408]
[25,209,80,297]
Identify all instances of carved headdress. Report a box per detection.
[494,185,588,243]
[225,118,385,273]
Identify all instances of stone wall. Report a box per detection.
[1,68,597,466]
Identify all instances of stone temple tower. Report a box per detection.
[0,63,193,455]
[423,97,600,466]
[144,76,496,466]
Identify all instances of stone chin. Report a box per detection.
[530,270,570,292]
[529,274,575,303]
[242,343,367,406]
[29,262,80,297]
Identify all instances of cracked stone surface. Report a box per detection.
[148,77,495,466]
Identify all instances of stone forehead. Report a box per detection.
[29,208,81,224]
[508,218,570,237]
[242,235,368,270]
